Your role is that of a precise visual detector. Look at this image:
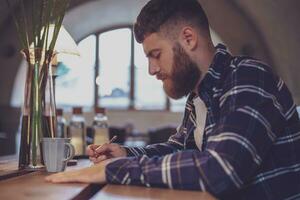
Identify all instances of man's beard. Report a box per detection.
[164,43,201,99]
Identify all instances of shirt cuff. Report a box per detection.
[105,157,143,185]
[122,146,143,157]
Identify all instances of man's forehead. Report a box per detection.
[142,33,166,54]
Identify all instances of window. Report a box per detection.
[134,40,166,110]
[95,27,167,110]
[97,28,131,109]
[10,34,96,109]
[55,35,96,108]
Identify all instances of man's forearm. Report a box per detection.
[105,149,241,197]
[123,141,183,157]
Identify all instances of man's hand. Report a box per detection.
[45,159,111,183]
[86,143,127,164]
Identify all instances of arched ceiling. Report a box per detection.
[63,0,270,62]
[64,0,149,41]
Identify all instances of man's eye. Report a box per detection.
[154,53,160,59]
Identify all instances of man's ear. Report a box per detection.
[179,27,198,51]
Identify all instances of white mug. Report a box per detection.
[42,138,75,172]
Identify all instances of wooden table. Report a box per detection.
[92,185,216,200]
[0,159,216,200]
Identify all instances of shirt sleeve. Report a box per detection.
[106,61,298,197]
[123,124,186,157]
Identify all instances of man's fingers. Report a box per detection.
[86,149,95,157]
[90,155,107,164]
[89,156,96,162]
[45,173,70,183]
[89,144,112,162]
[45,171,83,183]
[86,144,99,156]
[87,144,99,152]
[95,143,110,154]
[94,155,107,163]
[45,160,109,184]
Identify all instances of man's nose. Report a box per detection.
[148,62,160,76]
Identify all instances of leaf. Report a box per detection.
[5,0,27,49]
[8,0,71,51]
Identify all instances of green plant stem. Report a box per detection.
[31,62,39,166]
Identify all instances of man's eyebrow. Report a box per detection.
[146,49,160,58]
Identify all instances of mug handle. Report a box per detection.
[63,143,75,162]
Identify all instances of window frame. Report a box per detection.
[83,26,175,112]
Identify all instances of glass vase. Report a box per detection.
[18,48,57,170]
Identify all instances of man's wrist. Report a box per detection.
[103,158,120,183]
[122,146,138,156]
[105,157,130,184]
[121,146,128,157]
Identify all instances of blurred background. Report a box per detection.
[0,0,299,157]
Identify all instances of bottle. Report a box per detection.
[92,107,110,145]
[56,108,67,138]
[69,107,86,156]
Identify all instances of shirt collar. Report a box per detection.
[197,43,233,99]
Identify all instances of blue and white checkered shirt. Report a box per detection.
[106,44,300,200]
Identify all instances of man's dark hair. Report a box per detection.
[134,0,210,43]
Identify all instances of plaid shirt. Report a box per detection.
[106,44,300,200]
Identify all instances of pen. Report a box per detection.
[93,135,118,158]
[109,135,118,144]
